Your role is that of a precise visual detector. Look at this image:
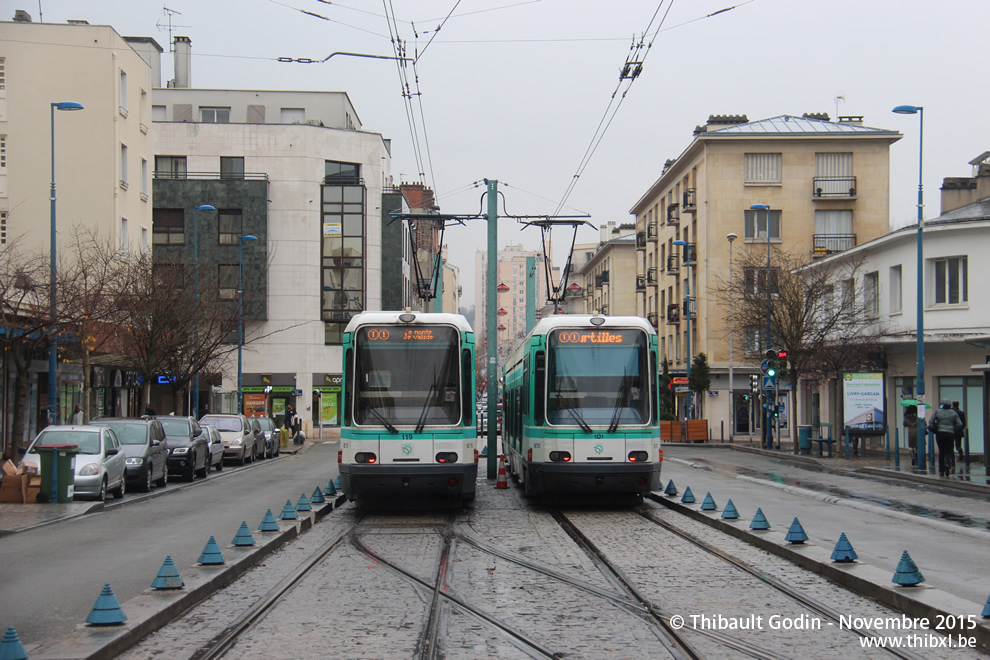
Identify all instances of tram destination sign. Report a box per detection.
[361,325,454,344]
[551,329,641,345]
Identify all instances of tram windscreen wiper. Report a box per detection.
[556,391,592,433]
[608,370,629,434]
[363,405,398,434]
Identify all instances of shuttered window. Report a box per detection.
[744,153,781,183]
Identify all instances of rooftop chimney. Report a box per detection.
[173,36,192,89]
[838,116,864,127]
[13,9,31,22]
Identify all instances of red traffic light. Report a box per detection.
[777,349,788,359]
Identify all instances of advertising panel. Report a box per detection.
[842,372,885,431]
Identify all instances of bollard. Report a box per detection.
[258,509,280,532]
[981,593,990,619]
[310,486,326,504]
[296,493,312,512]
[885,425,890,461]
[894,428,900,469]
[918,423,927,472]
[0,626,27,660]
[784,517,808,544]
[323,478,337,496]
[334,476,342,491]
[845,426,851,460]
[151,556,184,590]
[891,551,925,586]
[232,521,256,546]
[700,492,717,511]
[279,499,298,520]
[721,499,740,520]
[831,533,858,563]
[663,479,677,497]
[680,487,695,504]
[198,536,226,565]
[750,507,770,530]
[86,583,127,626]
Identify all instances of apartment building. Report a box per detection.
[631,113,901,439]
[566,221,638,316]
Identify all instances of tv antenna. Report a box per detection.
[156,6,191,52]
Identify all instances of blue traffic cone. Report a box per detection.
[296,493,312,512]
[0,626,27,660]
[981,593,990,618]
[279,499,298,520]
[151,555,184,590]
[232,521,256,547]
[664,480,678,496]
[323,478,337,496]
[680,487,696,504]
[86,584,127,625]
[831,533,858,563]
[750,507,770,530]
[892,551,925,586]
[785,518,808,544]
[198,536,226,565]
[721,499,740,520]
[700,492,717,511]
[310,486,326,504]
[258,508,280,532]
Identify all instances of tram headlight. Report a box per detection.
[549,451,571,462]
[435,452,458,464]
[628,451,648,462]
[355,452,377,464]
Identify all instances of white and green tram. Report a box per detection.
[340,312,478,504]
[502,315,662,499]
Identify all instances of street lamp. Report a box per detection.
[750,204,772,449]
[191,204,215,419]
[727,232,737,441]
[49,101,84,425]
[672,240,692,421]
[892,104,927,470]
[237,234,258,414]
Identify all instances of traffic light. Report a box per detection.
[750,374,759,393]
[764,349,779,378]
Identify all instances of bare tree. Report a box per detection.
[712,246,887,451]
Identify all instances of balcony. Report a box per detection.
[813,176,857,199]
[594,271,609,288]
[666,304,680,325]
[636,275,646,291]
[682,188,697,213]
[647,312,659,328]
[682,297,697,320]
[666,254,679,275]
[813,234,857,255]
[646,267,658,285]
[647,222,659,240]
[636,231,646,249]
[684,243,697,266]
[666,203,680,226]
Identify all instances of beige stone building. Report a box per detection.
[631,113,901,439]
[565,221,638,316]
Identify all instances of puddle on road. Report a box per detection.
[684,458,990,531]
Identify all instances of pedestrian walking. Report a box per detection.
[951,400,967,461]
[927,399,963,477]
[903,404,918,466]
[69,404,83,425]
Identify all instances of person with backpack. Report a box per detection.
[927,399,963,477]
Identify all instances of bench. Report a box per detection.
[813,438,836,457]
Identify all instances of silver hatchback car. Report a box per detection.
[20,426,127,502]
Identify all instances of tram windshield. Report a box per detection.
[545,328,650,427]
[353,324,461,427]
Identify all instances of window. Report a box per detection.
[141,228,149,254]
[889,265,902,313]
[120,218,129,255]
[280,108,305,123]
[119,70,128,114]
[814,210,854,253]
[152,105,166,121]
[219,265,238,299]
[201,107,230,123]
[0,134,6,168]
[744,209,781,240]
[744,267,778,296]
[218,210,243,245]
[152,209,185,245]
[322,180,365,343]
[141,158,148,198]
[744,327,771,354]
[220,156,244,180]
[864,271,878,316]
[156,156,187,179]
[744,153,781,184]
[933,257,967,305]
[324,160,360,184]
[1,211,6,245]
[120,144,128,188]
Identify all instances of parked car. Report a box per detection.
[254,416,280,458]
[20,425,127,502]
[200,424,226,472]
[150,416,210,482]
[199,414,264,465]
[92,418,169,492]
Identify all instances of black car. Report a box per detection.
[93,417,169,492]
[151,416,210,482]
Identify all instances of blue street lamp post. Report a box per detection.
[191,204,215,419]
[892,104,927,471]
[672,240,692,422]
[237,235,258,414]
[48,101,84,425]
[750,204,772,449]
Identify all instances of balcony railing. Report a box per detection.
[682,297,697,320]
[813,176,857,199]
[154,171,270,181]
[636,275,646,291]
[684,243,697,266]
[647,222,659,240]
[646,267,658,284]
[813,234,857,255]
[647,312,659,327]
[666,203,680,226]
[666,255,679,274]
[682,188,697,212]
[666,304,680,324]
[636,231,646,249]
[594,271,609,288]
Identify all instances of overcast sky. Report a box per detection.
[22,0,990,308]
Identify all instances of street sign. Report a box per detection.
[762,376,777,390]
[671,377,689,384]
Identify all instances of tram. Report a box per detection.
[502,315,662,499]
[339,312,478,504]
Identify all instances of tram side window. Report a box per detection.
[462,348,473,426]
[650,349,658,425]
[534,351,545,426]
[343,348,353,426]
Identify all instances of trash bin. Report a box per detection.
[797,426,813,455]
[34,444,80,503]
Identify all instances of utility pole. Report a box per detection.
[485,179,498,479]
[525,256,536,333]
